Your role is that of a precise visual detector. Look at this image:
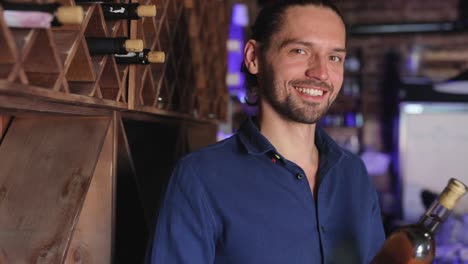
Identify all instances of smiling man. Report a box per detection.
[148,1,385,263]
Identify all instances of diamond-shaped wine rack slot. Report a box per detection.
[164,0,179,23]
[139,66,156,107]
[0,9,18,81]
[99,56,123,101]
[50,29,81,94]
[117,60,129,102]
[65,37,96,95]
[141,14,157,49]
[66,4,106,97]
[8,27,38,85]
[22,29,63,89]
[155,16,171,51]
[104,6,127,38]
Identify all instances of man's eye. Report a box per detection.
[293,49,306,55]
[330,55,342,62]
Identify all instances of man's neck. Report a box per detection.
[258,107,318,166]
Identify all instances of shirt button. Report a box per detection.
[321,226,326,233]
[295,173,305,180]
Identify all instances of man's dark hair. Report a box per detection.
[241,0,346,105]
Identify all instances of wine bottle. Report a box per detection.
[1,2,83,28]
[86,37,143,55]
[114,49,165,64]
[101,3,156,20]
[372,178,468,264]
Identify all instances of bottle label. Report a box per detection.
[108,7,126,13]
[114,52,137,58]
[4,10,53,28]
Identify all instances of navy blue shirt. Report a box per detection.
[150,118,385,264]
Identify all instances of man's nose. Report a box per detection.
[305,55,329,81]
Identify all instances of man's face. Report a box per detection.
[258,5,346,124]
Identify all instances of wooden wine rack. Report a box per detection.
[0,1,228,262]
[0,0,229,121]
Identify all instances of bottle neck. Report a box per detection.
[418,200,451,233]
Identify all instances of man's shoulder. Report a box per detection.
[173,134,247,186]
[179,134,242,167]
[340,147,363,163]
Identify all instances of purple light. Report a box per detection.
[232,4,249,26]
[227,4,249,97]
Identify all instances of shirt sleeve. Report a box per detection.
[149,159,217,264]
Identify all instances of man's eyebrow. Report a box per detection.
[278,39,347,53]
[333,48,347,53]
[278,39,312,50]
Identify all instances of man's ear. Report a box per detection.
[244,40,259,74]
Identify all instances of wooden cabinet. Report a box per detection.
[0,0,227,262]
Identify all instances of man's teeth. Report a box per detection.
[294,87,324,96]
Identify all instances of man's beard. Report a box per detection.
[259,62,334,124]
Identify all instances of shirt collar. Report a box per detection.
[315,125,347,173]
[237,117,275,155]
[237,117,346,163]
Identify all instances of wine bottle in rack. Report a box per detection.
[101,3,156,20]
[1,1,83,28]
[114,49,165,65]
[86,37,144,55]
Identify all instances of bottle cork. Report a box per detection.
[439,178,468,209]
[136,5,157,17]
[124,39,144,53]
[56,6,84,25]
[148,51,165,63]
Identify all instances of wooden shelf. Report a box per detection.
[0,0,229,121]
